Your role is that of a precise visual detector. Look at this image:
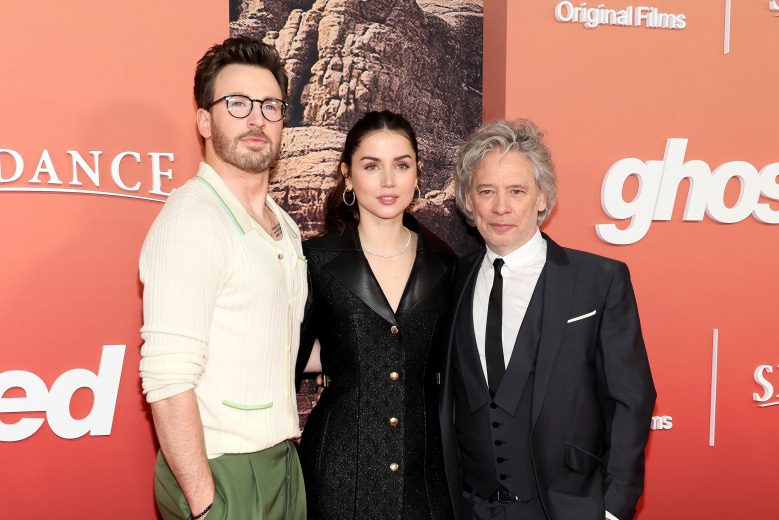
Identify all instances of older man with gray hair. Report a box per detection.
[439,119,655,520]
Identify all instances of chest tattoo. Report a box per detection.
[272,222,283,239]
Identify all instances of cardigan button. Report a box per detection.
[389,371,400,381]
[389,462,399,472]
[390,325,399,335]
[389,417,399,427]
[277,253,284,260]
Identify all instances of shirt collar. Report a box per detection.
[485,228,545,272]
[194,161,298,240]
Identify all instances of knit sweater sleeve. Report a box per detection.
[139,210,225,403]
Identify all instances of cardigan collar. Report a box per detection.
[194,161,298,240]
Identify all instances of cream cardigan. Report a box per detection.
[139,162,307,457]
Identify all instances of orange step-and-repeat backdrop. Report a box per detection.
[2,1,778,518]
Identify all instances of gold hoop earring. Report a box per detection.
[342,188,356,207]
[414,183,421,199]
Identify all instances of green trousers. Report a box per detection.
[155,440,306,520]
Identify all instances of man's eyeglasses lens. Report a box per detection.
[218,95,286,121]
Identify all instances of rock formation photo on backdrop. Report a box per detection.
[230,0,483,249]
[230,0,483,422]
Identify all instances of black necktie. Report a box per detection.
[485,258,505,396]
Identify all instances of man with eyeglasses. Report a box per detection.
[139,36,307,520]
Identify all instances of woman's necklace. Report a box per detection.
[361,227,412,258]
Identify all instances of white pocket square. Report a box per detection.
[567,310,596,323]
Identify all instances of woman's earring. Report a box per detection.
[414,183,421,199]
[342,188,356,206]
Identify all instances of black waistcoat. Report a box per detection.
[452,267,546,500]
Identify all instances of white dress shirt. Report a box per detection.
[472,229,546,379]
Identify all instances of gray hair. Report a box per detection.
[455,119,557,226]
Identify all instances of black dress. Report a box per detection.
[296,216,456,520]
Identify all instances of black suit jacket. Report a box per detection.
[439,234,656,520]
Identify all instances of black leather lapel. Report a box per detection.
[454,253,491,412]
[322,226,399,327]
[396,248,447,317]
[532,237,574,426]
[319,216,451,327]
[494,268,546,416]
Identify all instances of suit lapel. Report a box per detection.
[452,250,492,412]
[440,252,482,520]
[531,235,574,426]
[494,268,546,416]
[442,249,484,415]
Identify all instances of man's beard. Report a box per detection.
[211,124,278,174]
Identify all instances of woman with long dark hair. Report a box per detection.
[296,111,455,519]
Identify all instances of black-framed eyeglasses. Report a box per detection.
[207,95,287,122]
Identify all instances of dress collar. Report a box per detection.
[305,213,453,256]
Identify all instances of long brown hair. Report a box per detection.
[323,110,419,235]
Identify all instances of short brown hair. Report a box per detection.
[194,36,288,109]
